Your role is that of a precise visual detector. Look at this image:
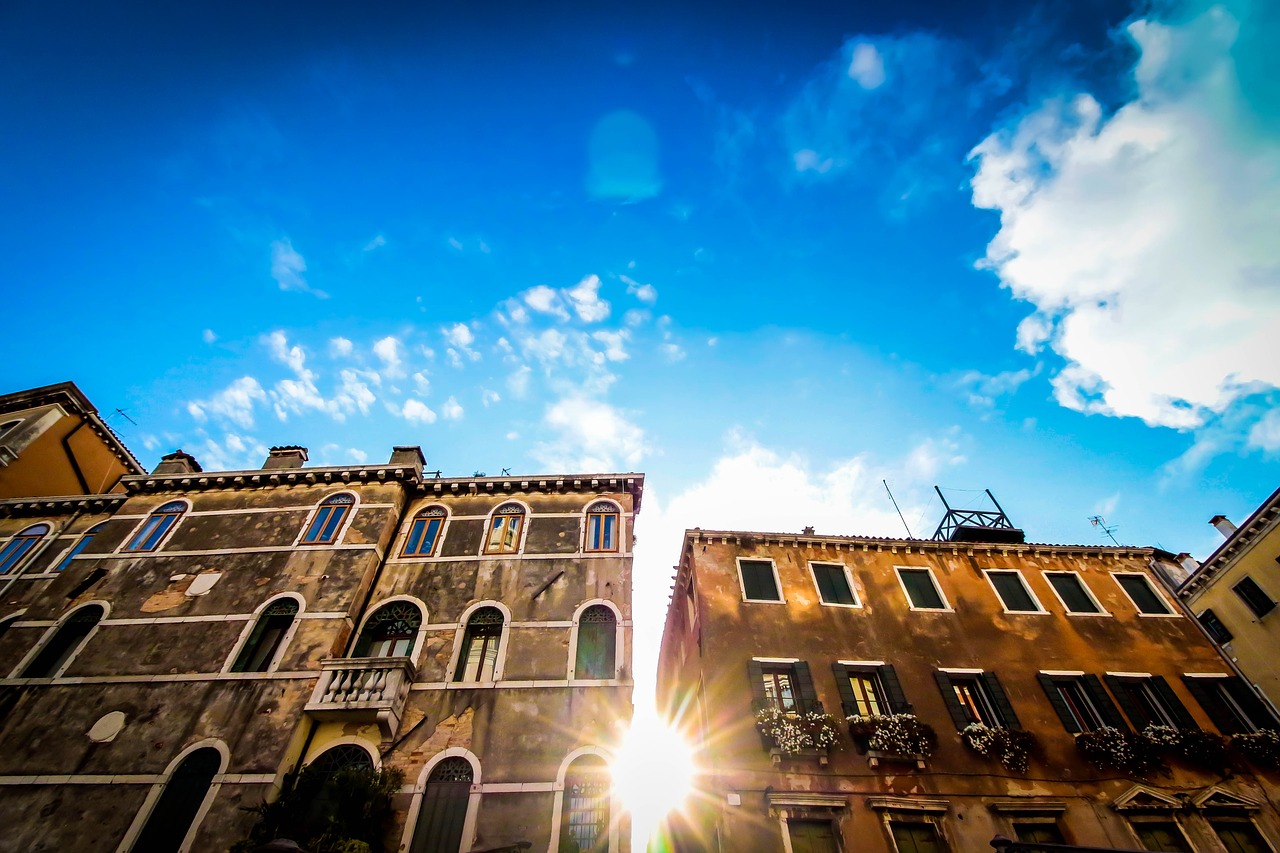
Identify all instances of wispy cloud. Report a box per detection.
[270,238,327,298]
[186,376,267,429]
[400,399,437,425]
[533,396,648,472]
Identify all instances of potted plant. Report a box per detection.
[755,707,841,758]
[1075,727,1164,776]
[961,723,1037,773]
[1230,729,1280,770]
[846,713,936,759]
[1143,725,1230,771]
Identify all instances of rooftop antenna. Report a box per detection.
[105,408,137,427]
[501,468,511,476]
[883,480,914,539]
[1088,515,1121,546]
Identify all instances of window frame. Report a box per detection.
[298,492,357,546]
[1104,673,1195,731]
[13,601,109,679]
[737,557,785,604]
[1197,608,1234,643]
[400,505,449,558]
[551,747,617,853]
[885,815,950,853]
[122,500,189,553]
[1232,576,1277,619]
[809,561,860,608]
[1206,816,1277,853]
[935,668,1017,730]
[1043,571,1108,616]
[1182,673,1280,734]
[482,502,528,555]
[224,594,305,674]
[119,739,229,853]
[895,566,952,612]
[749,657,820,717]
[1037,672,1126,733]
[983,569,1047,614]
[352,597,427,660]
[569,600,621,682]
[402,748,482,853]
[584,500,622,553]
[0,522,51,575]
[1112,572,1178,617]
[1125,817,1194,853]
[51,522,106,573]
[834,660,911,718]
[450,602,510,683]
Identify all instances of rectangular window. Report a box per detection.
[485,514,524,554]
[1038,674,1121,733]
[936,670,1019,730]
[834,662,908,718]
[1198,608,1233,643]
[1013,822,1065,846]
[1209,818,1273,853]
[1182,675,1280,734]
[788,819,839,853]
[761,664,800,712]
[810,562,857,606]
[897,568,948,610]
[1233,576,1276,618]
[848,671,887,717]
[889,821,946,853]
[1114,573,1174,615]
[1131,821,1191,853]
[585,505,619,552]
[1105,675,1191,730]
[950,676,1001,727]
[402,514,445,557]
[739,559,782,602]
[1045,572,1104,614]
[986,570,1044,613]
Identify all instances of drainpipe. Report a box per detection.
[60,417,92,495]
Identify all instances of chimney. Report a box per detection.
[1176,552,1201,573]
[1210,515,1237,539]
[802,526,815,535]
[389,445,426,469]
[152,450,202,476]
[263,446,308,469]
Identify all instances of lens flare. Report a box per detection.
[611,711,696,848]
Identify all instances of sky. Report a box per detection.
[3,0,1280,702]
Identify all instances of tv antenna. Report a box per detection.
[1088,515,1121,546]
[883,480,914,539]
[105,408,137,427]
[501,468,511,476]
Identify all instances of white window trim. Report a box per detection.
[581,498,626,555]
[737,557,786,604]
[753,656,802,664]
[938,667,985,675]
[1039,670,1086,677]
[983,569,1047,614]
[0,522,52,576]
[400,748,482,853]
[567,599,624,683]
[292,491,361,548]
[447,600,513,683]
[220,593,306,674]
[1042,571,1110,616]
[839,659,885,667]
[808,561,861,608]
[395,504,452,560]
[548,746,618,853]
[1111,572,1179,617]
[479,500,532,557]
[117,499,192,554]
[878,809,950,853]
[9,600,110,678]
[115,738,229,853]
[351,595,430,665]
[894,566,953,612]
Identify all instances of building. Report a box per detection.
[1178,488,1280,716]
[656,503,1280,853]
[0,383,642,852]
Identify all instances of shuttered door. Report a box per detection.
[411,758,473,853]
[788,820,839,853]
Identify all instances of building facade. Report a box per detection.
[0,383,641,853]
[1179,489,1280,716]
[657,524,1280,853]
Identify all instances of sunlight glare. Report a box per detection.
[612,711,696,847]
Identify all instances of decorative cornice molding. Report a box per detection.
[0,494,128,518]
[1179,488,1280,596]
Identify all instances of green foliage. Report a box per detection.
[1231,729,1280,769]
[847,714,937,757]
[1075,727,1165,776]
[233,764,404,853]
[1143,725,1231,771]
[961,723,1038,773]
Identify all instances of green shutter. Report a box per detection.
[832,663,858,717]
[879,664,911,714]
[934,671,970,731]
[1150,676,1198,730]
[794,661,821,714]
[1038,674,1082,734]
[1083,674,1128,729]
[981,672,1020,728]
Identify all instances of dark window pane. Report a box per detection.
[411,758,473,853]
[741,561,781,601]
[22,605,104,678]
[231,601,299,673]
[989,572,1040,612]
[130,748,221,852]
[1133,821,1191,853]
[1116,575,1172,614]
[1047,573,1101,613]
[1198,609,1234,643]
[1232,577,1276,618]
[1211,819,1271,853]
[1014,823,1065,845]
[900,569,945,609]
[762,666,799,711]
[890,822,945,853]
[813,564,855,605]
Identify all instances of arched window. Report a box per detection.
[403,506,447,557]
[484,503,525,554]
[454,607,504,682]
[354,601,423,658]
[129,747,222,852]
[0,523,50,574]
[52,521,105,572]
[302,493,355,545]
[561,755,611,852]
[585,502,620,552]
[309,743,375,774]
[230,598,300,672]
[575,605,618,680]
[21,604,105,678]
[124,501,186,552]
[411,757,475,853]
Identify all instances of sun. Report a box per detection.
[611,709,697,848]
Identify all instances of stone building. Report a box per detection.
[1178,488,1280,716]
[656,509,1280,853]
[0,383,642,852]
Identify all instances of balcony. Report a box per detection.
[305,656,416,742]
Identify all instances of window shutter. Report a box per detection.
[879,664,910,714]
[1104,675,1147,730]
[1038,674,1082,734]
[1182,676,1244,734]
[794,661,821,714]
[1226,677,1280,729]
[832,663,858,717]
[1148,676,1198,730]
[1083,674,1128,730]
[981,672,1020,728]
[934,671,970,731]
[747,661,767,712]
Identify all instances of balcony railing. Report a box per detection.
[304,656,416,742]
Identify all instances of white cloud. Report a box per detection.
[363,234,386,252]
[372,336,404,377]
[592,330,630,362]
[623,309,650,327]
[520,329,568,364]
[522,285,570,321]
[847,42,886,89]
[189,376,267,429]
[482,389,501,407]
[952,367,1036,409]
[443,322,480,364]
[969,5,1280,431]
[348,448,369,463]
[401,399,437,424]
[329,337,354,358]
[334,369,378,416]
[195,432,270,473]
[141,434,160,451]
[202,329,217,344]
[1248,409,1280,452]
[442,396,464,420]
[506,431,520,440]
[659,343,686,363]
[565,274,611,322]
[270,238,326,298]
[620,274,658,304]
[265,330,307,374]
[507,365,532,398]
[533,397,648,472]
[412,371,431,395]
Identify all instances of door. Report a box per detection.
[788,819,838,853]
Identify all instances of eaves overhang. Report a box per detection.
[0,493,128,518]
[1178,486,1280,597]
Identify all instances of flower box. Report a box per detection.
[755,708,841,756]
[846,714,937,760]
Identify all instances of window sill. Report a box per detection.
[866,750,928,771]
[769,747,829,767]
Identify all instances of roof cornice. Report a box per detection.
[0,493,128,518]
[1179,486,1280,596]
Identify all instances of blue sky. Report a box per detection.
[4,0,1279,686]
